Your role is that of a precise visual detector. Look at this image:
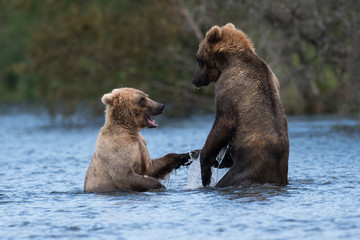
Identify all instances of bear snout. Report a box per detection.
[192,77,210,88]
[150,103,165,116]
[155,103,165,115]
[192,66,210,88]
[192,77,198,87]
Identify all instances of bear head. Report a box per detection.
[101,88,164,129]
[192,23,255,87]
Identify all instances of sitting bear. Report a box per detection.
[84,88,196,192]
[192,23,289,187]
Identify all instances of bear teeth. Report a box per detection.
[147,117,158,128]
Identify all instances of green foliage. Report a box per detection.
[0,0,359,117]
[0,1,38,101]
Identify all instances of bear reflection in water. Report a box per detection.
[84,88,198,192]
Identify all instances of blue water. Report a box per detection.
[1,110,360,239]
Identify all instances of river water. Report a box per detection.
[1,110,360,239]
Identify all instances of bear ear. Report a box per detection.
[101,93,113,106]
[206,26,222,44]
[224,23,236,29]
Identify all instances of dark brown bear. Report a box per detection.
[192,23,289,187]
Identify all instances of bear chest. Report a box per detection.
[134,140,151,175]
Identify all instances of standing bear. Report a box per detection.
[84,88,196,192]
[192,23,289,187]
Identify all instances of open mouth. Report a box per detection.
[146,116,158,128]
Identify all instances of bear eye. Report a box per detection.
[138,97,146,107]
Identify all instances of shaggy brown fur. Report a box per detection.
[192,23,289,187]
[84,88,196,192]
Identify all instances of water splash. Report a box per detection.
[160,173,172,189]
[183,148,229,190]
[211,147,228,187]
[183,156,202,190]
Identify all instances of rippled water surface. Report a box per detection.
[1,111,360,239]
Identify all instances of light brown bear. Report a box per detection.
[192,23,289,187]
[84,88,196,192]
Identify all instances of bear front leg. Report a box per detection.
[111,169,165,191]
[148,150,200,179]
[128,173,165,191]
[201,117,232,186]
[106,161,165,192]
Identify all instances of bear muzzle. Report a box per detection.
[192,77,210,88]
[146,103,165,128]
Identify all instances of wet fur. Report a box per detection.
[84,88,194,192]
[193,24,289,187]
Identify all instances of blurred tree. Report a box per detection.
[28,0,214,116]
[0,1,38,101]
[184,0,360,115]
[251,0,360,114]
[0,0,359,117]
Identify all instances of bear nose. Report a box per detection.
[192,77,200,87]
[159,104,165,111]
